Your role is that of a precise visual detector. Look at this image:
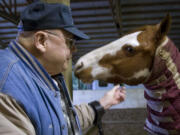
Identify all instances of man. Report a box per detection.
[0,2,126,135]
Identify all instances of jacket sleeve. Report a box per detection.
[74,103,95,130]
[0,93,36,135]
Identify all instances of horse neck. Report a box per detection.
[143,38,180,92]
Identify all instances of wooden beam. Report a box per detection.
[2,0,13,14]
[14,0,17,15]
[0,20,8,23]
[0,40,8,48]
[41,0,70,6]
[9,0,12,10]
[108,0,123,36]
[0,10,19,24]
[0,3,6,11]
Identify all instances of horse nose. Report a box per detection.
[75,62,84,73]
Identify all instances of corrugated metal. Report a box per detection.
[71,0,118,63]
[72,0,180,63]
[113,0,180,45]
[0,0,28,48]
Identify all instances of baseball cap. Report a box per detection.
[19,1,89,40]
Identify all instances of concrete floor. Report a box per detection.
[85,108,147,135]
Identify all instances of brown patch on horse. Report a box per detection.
[97,16,172,84]
[74,67,93,83]
[138,14,171,49]
[98,45,153,85]
[98,28,159,84]
[106,76,147,85]
[75,14,171,85]
[137,14,171,69]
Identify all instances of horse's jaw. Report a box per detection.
[113,69,151,85]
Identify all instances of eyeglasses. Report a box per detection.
[43,30,76,50]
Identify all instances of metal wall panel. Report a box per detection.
[118,0,180,46]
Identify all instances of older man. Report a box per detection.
[0,2,125,135]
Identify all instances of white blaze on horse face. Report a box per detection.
[75,31,142,78]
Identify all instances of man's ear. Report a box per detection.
[34,31,48,53]
[155,14,171,43]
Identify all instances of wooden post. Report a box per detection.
[41,0,70,6]
[63,60,73,99]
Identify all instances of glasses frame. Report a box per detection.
[43,30,76,50]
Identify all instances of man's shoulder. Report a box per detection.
[0,48,34,98]
[0,47,20,74]
[0,48,24,89]
[0,47,19,66]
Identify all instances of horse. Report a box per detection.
[74,14,180,135]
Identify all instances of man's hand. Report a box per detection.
[99,85,126,110]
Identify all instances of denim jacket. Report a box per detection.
[0,41,82,135]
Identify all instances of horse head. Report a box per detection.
[74,15,171,85]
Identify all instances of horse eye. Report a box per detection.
[125,46,134,53]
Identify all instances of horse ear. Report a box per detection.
[155,14,171,43]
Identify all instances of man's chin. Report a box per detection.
[62,65,69,72]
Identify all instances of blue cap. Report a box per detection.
[20,2,89,40]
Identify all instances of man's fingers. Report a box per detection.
[113,85,120,90]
